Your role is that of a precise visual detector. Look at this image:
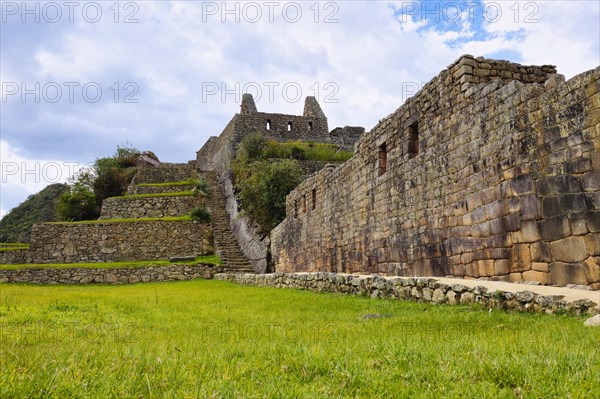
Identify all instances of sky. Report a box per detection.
[1,0,599,219]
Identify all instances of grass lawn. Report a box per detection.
[0,280,598,398]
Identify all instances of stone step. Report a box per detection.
[205,171,255,274]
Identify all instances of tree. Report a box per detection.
[237,159,303,235]
[57,144,141,221]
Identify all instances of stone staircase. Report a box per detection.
[205,172,254,274]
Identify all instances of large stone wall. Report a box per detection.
[99,194,203,219]
[0,263,223,284]
[215,272,599,315]
[272,55,600,289]
[28,220,213,263]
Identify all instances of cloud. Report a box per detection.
[0,0,598,217]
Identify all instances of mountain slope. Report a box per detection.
[0,183,69,243]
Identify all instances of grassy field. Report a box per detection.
[0,280,598,398]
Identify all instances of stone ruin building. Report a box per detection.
[270,55,600,290]
[2,55,598,291]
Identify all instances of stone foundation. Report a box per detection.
[215,272,599,315]
[0,263,223,284]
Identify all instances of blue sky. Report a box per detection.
[1,0,599,218]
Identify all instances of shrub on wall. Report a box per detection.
[236,160,303,235]
[190,207,212,223]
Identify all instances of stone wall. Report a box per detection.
[127,184,194,195]
[215,272,599,315]
[0,249,28,264]
[99,194,203,219]
[272,55,600,289]
[0,263,223,284]
[28,220,213,263]
[130,162,195,185]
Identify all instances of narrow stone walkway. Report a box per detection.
[204,172,255,274]
[429,276,600,311]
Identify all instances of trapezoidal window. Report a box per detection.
[287,122,293,131]
[308,121,313,131]
[311,188,316,210]
[378,143,387,176]
[266,119,271,130]
[302,194,307,213]
[408,122,419,158]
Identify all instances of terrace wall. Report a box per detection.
[28,220,213,263]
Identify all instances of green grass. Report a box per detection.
[0,243,29,252]
[116,191,195,199]
[264,140,354,162]
[0,280,598,398]
[135,181,194,187]
[0,255,222,270]
[47,216,193,225]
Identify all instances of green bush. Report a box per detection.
[190,207,212,223]
[58,144,141,221]
[237,160,303,234]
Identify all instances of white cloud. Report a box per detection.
[0,0,598,215]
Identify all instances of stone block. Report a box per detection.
[549,262,589,285]
[582,171,600,191]
[522,270,550,285]
[542,196,561,218]
[559,194,587,213]
[513,221,541,243]
[583,257,600,283]
[570,213,589,235]
[532,262,549,272]
[584,233,600,255]
[494,259,510,275]
[511,244,531,272]
[549,236,588,263]
[508,272,523,283]
[503,213,521,232]
[538,216,571,241]
[530,242,552,262]
[585,211,600,232]
[519,195,540,221]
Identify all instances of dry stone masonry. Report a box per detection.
[215,272,599,315]
[0,263,223,284]
[100,194,202,219]
[27,220,213,263]
[271,55,600,289]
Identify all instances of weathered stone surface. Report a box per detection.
[100,194,202,219]
[215,272,598,315]
[0,264,223,285]
[584,314,600,326]
[549,236,588,263]
[522,270,550,285]
[28,220,213,264]
[549,262,589,286]
[585,234,600,256]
